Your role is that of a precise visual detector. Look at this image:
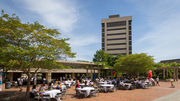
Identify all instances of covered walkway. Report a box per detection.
[7,60,104,84]
[156,67,180,82]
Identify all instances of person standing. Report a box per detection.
[156,76,160,86]
[75,80,80,94]
[18,78,23,91]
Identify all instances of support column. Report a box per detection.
[72,73,75,79]
[173,69,175,82]
[9,72,13,81]
[34,73,37,85]
[163,69,165,78]
[166,69,168,77]
[105,70,107,78]
[91,69,93,80]
[46,72,51,84]
[176,68,178,81]
[98,69,100,79]
[86,68,88,77]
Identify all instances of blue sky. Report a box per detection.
[1,0,180,62]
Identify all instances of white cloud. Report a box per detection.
[67,33,100,61]
[20,0,79,33]
[133,1,180,62]
[17,0,100,61]
[69,34,100,47]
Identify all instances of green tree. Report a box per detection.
[114,53,156,78]
[93,50,109,63]
[93,49,123,67]
[93,50,124,78]
[0,10,75,99]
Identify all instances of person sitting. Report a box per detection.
[93,83,98,89]
[89,81,94,87]
[39,82,46,91]
[32,85,38,93]
[109,79,112,84]
[137,79,142,88]
[84,81,88,87]
[75,80,80,89]
[75,80,80,94]
[132,79,137,87]
[137,79,141,84]
[87,79,91,85]
[64,79,68,85]
[119,80,125,89]
[112,79,117,86]
[134,79,137,84]
[48,82,53,90]
[141,80,146,89]
[30,85,38,98]
[96,78,100,82]
[100,78,104,82]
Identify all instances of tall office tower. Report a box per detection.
[101,14,132,56]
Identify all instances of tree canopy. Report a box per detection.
[0,10,75,97]
[93,49,123,68]
[114,53,156,78]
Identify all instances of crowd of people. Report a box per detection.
[11,75,174,100]
[74,76,156,91]
[29,78,76,99]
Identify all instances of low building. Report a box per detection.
[160,59,180,64]
[6,60,104,84]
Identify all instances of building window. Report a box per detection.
[110,53,126,55]
[129,41,132,45]
[107,48,126,51]
[102,23,105,27]
[128,20,132,25]
[107,38,126,41]
[121,53,126,55]
[102,38,104,42]
[107,28,126,31]
[109,53,118,56]
[102,43,104,47]
[129,52,132,54]
[102,28,105,32]
[129,31,131,35]
[107,33,126,36]
[102,48,105,51]
[107,43,126,46]
[129,46,132,50]
[107,21,126,27]
[129,26,131,30]
[102,33,105,37]
[129,36,132,40]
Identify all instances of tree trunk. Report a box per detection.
[25,68,31,101]
[2,68,7,82]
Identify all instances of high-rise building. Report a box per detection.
[101,14,132,56]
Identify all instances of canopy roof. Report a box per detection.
[156,67,180,70]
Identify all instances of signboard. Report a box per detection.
[0,73,3,91]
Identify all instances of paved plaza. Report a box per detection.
[1,81,180,101]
